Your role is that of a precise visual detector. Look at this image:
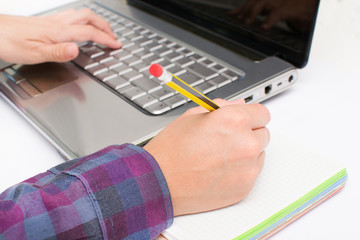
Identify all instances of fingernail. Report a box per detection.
[66,45,78,59]
[115,41,123,48]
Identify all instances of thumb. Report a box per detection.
[39,43,79,62]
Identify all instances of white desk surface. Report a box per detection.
[1,1,359,239]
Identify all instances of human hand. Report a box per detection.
[230,0,317,30]
[144,99,270,216]
[0,8,122,64]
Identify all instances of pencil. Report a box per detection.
[149,63,220,111]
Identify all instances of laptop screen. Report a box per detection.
[129,0,320,68]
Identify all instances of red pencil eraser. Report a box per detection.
[149,63,163,78]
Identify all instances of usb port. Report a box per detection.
[245,95,253,103]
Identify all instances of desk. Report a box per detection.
[1,1,360,239]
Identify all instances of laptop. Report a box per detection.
[0,0,319,159]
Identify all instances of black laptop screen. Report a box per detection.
[129,0,320,68]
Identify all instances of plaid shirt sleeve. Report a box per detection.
[0,144,173,240]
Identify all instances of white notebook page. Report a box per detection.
[163,130,344,240]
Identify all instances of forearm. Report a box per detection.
[0,144,173,239]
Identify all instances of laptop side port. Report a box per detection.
[288,75,294,83]
[245,95,253,103]
[265,85,272,94]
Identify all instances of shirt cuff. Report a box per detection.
[49,144,174,240]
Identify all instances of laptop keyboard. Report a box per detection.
[73,2,245,115]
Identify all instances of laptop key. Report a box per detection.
[112,64,131,75]
[116,28,133,36]
[162,94,188,108]
[103,58,122,69]
[134,94,158,108]
[123,86,146,100]
[166,52,184,62]
[93,54,113,63]
[104,76,130,90]
[159,59,173,68]
[139,39,153,47]
[211,64,226,72]
[171,44,185,52]
[121,39,134,48]
[126,45,144,54]
[147,41,162,51]
[143,55,164,65]
[86,64,107,75]
[112,50,132,60]
[177,71,204,87]
[167,64,186,76]
[81,45,104,58]
[154,46,173,57]
[89,50,105,59]
[132,62,149,72]
[153,35,167,43]
[187,62,218,80]
[121,69,143,82]
[201,59,215,67]
[151,87,175,101]
[132,77,162,93]
[113,25,126,33]
[189,53,206,62]
[108,48,124,56]
[122,56,142,66]
[143,31,157,39]
[134,49,153,59]
[208,75,231,88]
[163,39,175,47]
[195,81,217,94]
[145,101,171,115]
[73,53,97,69]
[179,48,194,57]
[223,69,245,80]
[175,57,194,68]
[96,70,117,81]
[116,84,132,94]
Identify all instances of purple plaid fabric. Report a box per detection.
[0,144,173,239]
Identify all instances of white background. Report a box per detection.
[1,0,360,239]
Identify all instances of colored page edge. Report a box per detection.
[234,168,347,240]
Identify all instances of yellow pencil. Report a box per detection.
[149,63,219,111]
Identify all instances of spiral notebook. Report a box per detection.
[162,131,347,240]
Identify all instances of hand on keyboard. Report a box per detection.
[0,8,122,64]
[72,2,245,115]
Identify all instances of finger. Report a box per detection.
[66,8,116,38]
[59,25,122,49]
[252,127,270,151]
[247,1,266,24]
[214,98,245,107]
[237,0,259,21]
[234,103,271,129]
[36,42,79,63]
[262,10,282,29]
[229,5,243,16]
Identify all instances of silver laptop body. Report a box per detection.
[0,0,319,159]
